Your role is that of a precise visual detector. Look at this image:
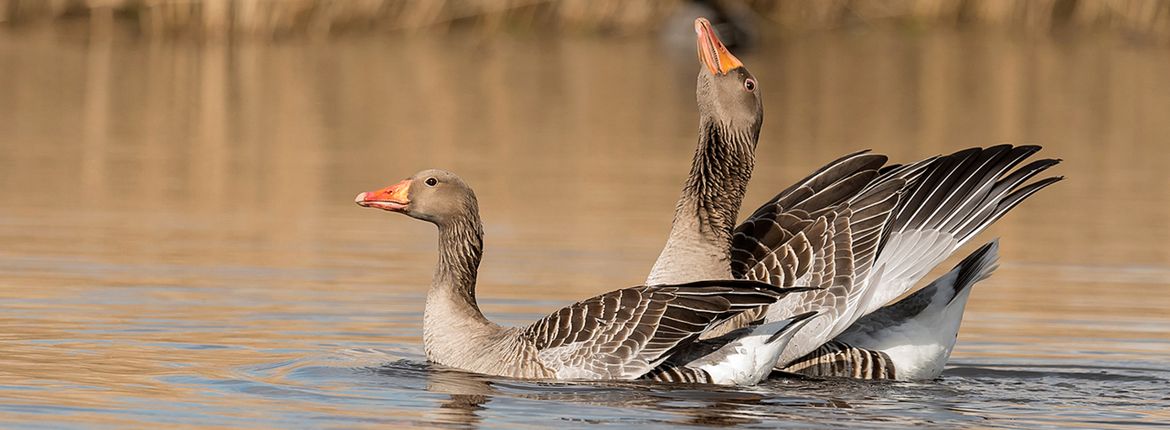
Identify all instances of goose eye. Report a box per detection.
[425,177,438,186]
[744,78,756,92]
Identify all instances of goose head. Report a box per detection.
[694,17,762,137]
[355,169,478,226]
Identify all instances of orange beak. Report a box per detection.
[355,179,412,212]
[695,18,743,76]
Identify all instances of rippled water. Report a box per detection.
[2,26,1169,428]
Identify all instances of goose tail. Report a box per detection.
[946,239,1000,306]
[814,240,1002,380]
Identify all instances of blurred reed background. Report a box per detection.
[1,0,1168,42]
[3,0,1170,428]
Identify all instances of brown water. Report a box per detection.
[1,26,1169,428]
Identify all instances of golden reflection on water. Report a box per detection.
[1,26,1169,426]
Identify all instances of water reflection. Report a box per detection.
[1,25,1169,427]
[412,361,855,428]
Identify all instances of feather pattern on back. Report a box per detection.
[521,279,811,380]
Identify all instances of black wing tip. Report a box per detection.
[1027,158,1063,169]
[661,279,823,297]
[782,286,822,294]
[823,149,884,167]
[947,147,984,159]
[946,144,1041,158]
[992,143,1042,152]
[791,310,819,323]
[1027,175,1066,189]
[735,280,822,296]
[652,278,788,293]
[765,311,820,343]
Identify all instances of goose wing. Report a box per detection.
[701,151,893,338]
[520,279,811,380]
[738,170,907,361]
[850,145,1061,322]
[729,145,1060,367]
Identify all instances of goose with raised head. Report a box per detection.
[356,169,818,385]
[650,18,1063,380]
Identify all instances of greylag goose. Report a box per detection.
[355,169,818,385]
[649,18,1063,380]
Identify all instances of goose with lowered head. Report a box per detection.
[356,169,819,385]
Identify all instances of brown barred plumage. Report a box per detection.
[780,340,896,380]
[640,365,714,384]
[521,279,814,380]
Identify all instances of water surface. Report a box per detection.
[1,27,1169,428]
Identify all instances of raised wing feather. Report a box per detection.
[729,145,1060,368]
[855,145,1062,318]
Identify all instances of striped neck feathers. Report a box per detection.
[677,120,758,246]
[428,210,491,328]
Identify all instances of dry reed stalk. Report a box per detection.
[0,0,1166,42]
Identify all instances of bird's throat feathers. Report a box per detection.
[682,121,758,240]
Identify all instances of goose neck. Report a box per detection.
[678,121,757,243]
[428,213,490,327]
